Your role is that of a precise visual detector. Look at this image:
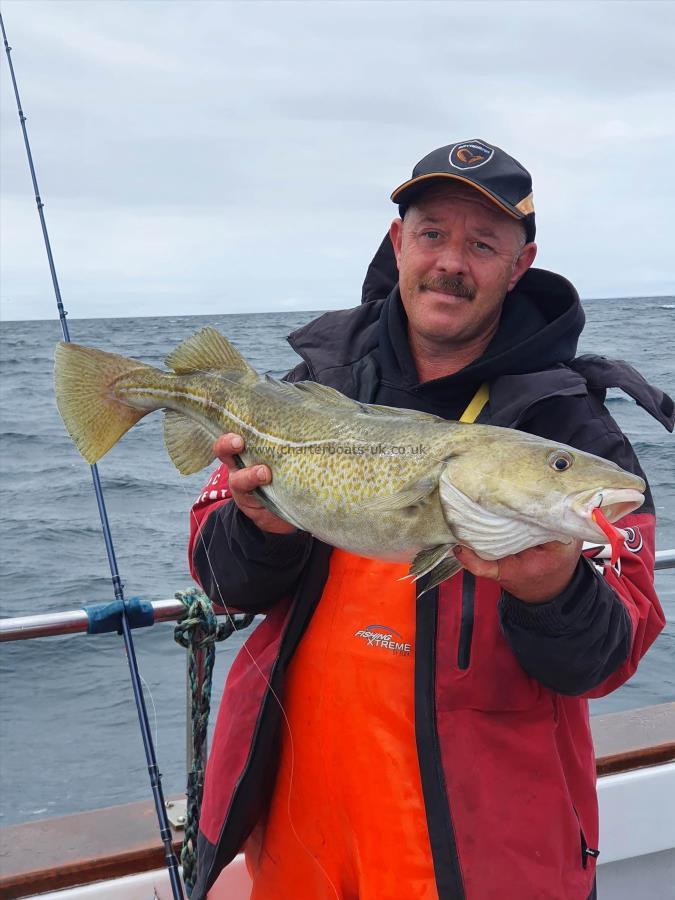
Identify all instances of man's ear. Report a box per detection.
[389,218,403,268]
[508,242,537,291]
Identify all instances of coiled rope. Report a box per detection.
[174,587,254,895]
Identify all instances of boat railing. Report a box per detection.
[0,595,255,790]
[1,546,674,777]
[0,598,188,642]
[2,547,674,644]
[1,555,674,896]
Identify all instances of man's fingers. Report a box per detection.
[214,433,246,468]
[213,432,268,503]
[454,546,500,581]
[213,433,294,533]
[230,465,272,498]
[454,539,583,602]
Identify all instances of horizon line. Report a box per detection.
[2,294,674,325]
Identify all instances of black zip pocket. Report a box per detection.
[457,571,475,669]
[575,808,600,868]
[580,831,600,868]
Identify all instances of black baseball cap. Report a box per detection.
[391,139,536,243]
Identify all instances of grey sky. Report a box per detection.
[1,0,674,321]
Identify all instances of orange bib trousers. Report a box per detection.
[245,551,437,899]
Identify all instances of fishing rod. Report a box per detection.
[0,14,185,898]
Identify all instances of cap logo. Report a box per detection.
[449,140,494,170]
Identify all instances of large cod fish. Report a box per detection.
[54,327,645,589]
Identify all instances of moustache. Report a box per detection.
[419,276,476,300]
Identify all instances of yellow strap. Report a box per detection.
[459,382,489,424]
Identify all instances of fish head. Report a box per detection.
[439,428,645,544]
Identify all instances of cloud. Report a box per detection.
[1,0,674,320]
[22,2,179,73]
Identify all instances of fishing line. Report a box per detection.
[139,670,159,757]
[0,16,184,899]
[183,480,341,900]
[2,11,339,891]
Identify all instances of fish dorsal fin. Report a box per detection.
[294,380,354,404]
[359,403,443,422]
[166,327,257,378]
[263,378,444,423]
[163,410,217,475]
[293,385,442,421]
[262,376,360,408]
[261,374,305,400]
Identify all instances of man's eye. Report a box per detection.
[474,241,493,252]
[423,230,441,240]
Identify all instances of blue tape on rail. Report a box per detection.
[83,597,155,635]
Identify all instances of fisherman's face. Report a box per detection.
[389,183,537,351]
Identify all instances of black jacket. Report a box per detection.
[189,242,671,899]
[196,254,671,694]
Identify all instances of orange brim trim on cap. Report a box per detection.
[390,173,532,221]
[515,192,534,216]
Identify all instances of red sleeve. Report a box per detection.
[188,463,232,588]
[585,509,666,698]
[499,507,665,696]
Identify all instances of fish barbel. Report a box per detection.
[54,327,645,589]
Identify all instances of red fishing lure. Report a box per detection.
[592,507,625,567]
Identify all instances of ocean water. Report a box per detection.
[0,300,673,828]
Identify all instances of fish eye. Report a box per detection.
[548,450,574,472]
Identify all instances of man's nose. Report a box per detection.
[435,236,468,275]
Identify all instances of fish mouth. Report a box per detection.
[568,487,645,539]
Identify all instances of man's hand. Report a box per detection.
[454,539,583,604]
[214,433,296,535]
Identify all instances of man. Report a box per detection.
[188,140,670,899]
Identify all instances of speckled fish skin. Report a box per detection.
[110,362,458,561]
[54,327,646,585]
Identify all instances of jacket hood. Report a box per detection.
[290,234,584,392]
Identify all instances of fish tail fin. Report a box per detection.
[54,342,152,464]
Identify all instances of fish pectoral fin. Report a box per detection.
[165,327,257,378]
[409,543,456,578]
[163,410,217,475]
[417,556,463,595]
[360,476,437,513]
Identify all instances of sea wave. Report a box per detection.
[1,304,673,827]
